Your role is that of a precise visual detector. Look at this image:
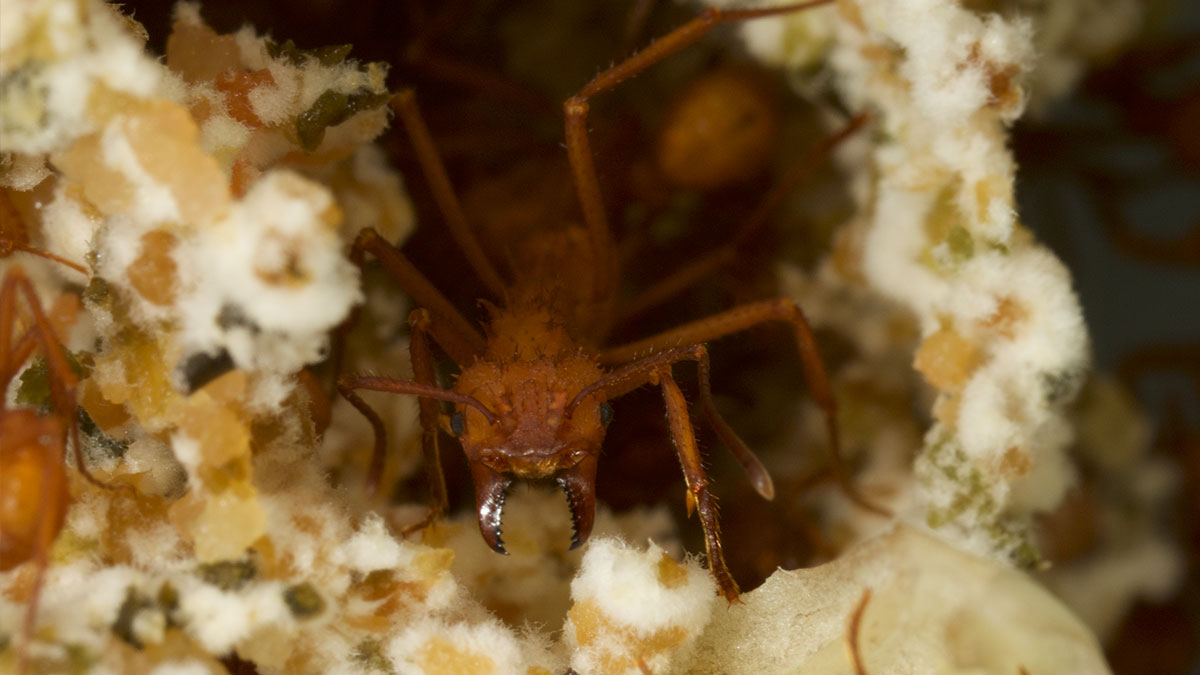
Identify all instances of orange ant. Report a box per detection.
[1,193,92,672]
[0,268,82,673]
[339,0,880,600]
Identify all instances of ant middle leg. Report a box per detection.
[1,269,84,473]
[328,224,484,416]
[600,297,889,516]
[575,343,774,501]
[390,90,509,299]
[340,226,485,368]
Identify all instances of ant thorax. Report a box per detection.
[499,225,616,339]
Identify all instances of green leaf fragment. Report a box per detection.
[946,225,974,259]
[267,38,354,66]
[197,558,257,591]
[296,89,390,152]
[353,638,397,675]
[82,276,109,304]
[284,582,325,619]
[112,588,155,649]
[16,352,87,409]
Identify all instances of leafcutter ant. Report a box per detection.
[339,0,881,600]
[0,267,83,674]
[1,193,93,673]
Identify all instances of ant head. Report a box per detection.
[451,381,614,555]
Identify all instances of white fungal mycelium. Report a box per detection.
[0,0,1155,672]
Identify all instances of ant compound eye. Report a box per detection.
[450,412,465,437]
[599,402,614,426]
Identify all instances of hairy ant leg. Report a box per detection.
[394,308,453,533]
[659,365,737,599]
[562,0,836,311]
[337,363,496,496]
[349,227,484,362]
[391,90,509,298]
[2,203,124,501]
[567,343,771,600]
[398,0,555,117]
[328,224,484,410]
[336,295,486,497]
[600,297,889,516]
[0,267,81,674]
[619,112,870,321]
[1,191,87,275]
[335,229,488,496]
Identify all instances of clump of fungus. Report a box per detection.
[0,0,1157,672]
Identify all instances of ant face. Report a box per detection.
[452,362,613,554]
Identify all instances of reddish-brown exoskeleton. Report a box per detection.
[339,0,878,600]
[0,268,83,673]
[1,191,94,672]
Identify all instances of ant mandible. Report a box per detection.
[339,0,882,600]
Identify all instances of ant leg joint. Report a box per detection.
[408,307,433,331]
[564,97,588,116]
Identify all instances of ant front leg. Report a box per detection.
[619,113,870,321]
[328,225,484,413]
[1,269,83,478]
[601,298,889,516]
[562,0,835,309]
[570,344,761,601]
[656,365,739,601]
[400,308,450,534]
